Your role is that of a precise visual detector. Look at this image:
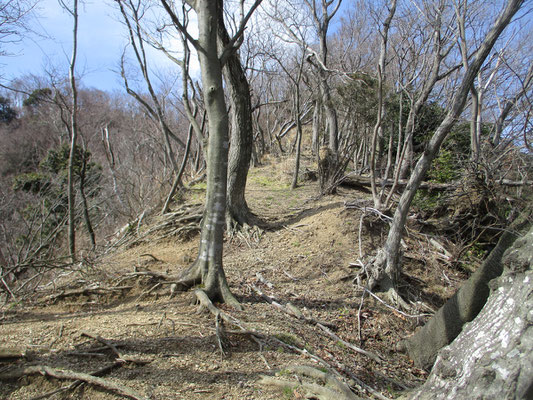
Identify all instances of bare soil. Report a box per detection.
[0,155,467,400]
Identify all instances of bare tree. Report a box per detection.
[265,0,343,192]
[0,0,36,57]
[369,0,397,209]
[364,0,526,304]
[58,0,80,262]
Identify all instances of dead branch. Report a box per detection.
[193,289,386,399]
[250,283,336,328]
[80,331,152,365]
[45,286,133,302]
[135,282,162,302]
[138,253,160,262]
[0,347,28,361]
[341,175,451,192]
[316,323,382,363]
[0,365,149,400]
[80,331,121,358]
[341,175,532,193]
[28,361,123,400]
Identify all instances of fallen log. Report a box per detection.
[340,175,451,191]
[340,174,533,192]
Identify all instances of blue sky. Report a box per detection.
[0,0,352,93]
[0,0,178,92]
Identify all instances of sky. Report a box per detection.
[0,0,352,93]
[0,0,180,92]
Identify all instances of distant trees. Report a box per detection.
[0,96,17,123]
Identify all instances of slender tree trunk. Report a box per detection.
[470,86,480,162]
[370,0,396,210]
[161,118,194,214]
[312,100,320,155]
[66,0,79,263]
[291,86,303,189]
[79,151,96,250]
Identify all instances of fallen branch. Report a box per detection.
[193,289,387,400]
[341,175,451,192]
[250,283,336,329]
[28,361,122,400]
[316,323,383,363]
[0,347,28,361]
[45,286,133,302]
[0,365,148,400]
[80,331,152,365]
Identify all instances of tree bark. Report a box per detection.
[161,0,239,306]
[405,223,533,400]
[216,2,256,229]
[66,0,79,263]
[402,215,530,370]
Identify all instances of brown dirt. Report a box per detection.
[0,154,465,400]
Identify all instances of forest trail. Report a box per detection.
[0,155,466,400]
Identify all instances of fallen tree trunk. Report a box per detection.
[340,174,533,192]
[340,175,451,191]
[404,223,533,399]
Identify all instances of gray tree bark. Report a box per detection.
[66,0,79,263]
[402,214,530,369]
[405,223,533,400]
[160,0,237,306]
[160,0,261,306]
[216,2,256,229]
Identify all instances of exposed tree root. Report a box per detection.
[226,213,264,244]
[259,365,363,400]
[174,258,242,310]
[0,365,149,400]
[355,250,410,310]
[186,289,387,400]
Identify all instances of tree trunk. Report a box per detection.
[405,223,533,400]
[66,0,79,263]
[402,215,530,370]
[217,3,256,229]
[365,0,525,300]
[370,0,396,210]
[312,100,320,155]
[79,151,96,250]
[291,87,303,189]
[166,0,239,307]
[161,120,193,214]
